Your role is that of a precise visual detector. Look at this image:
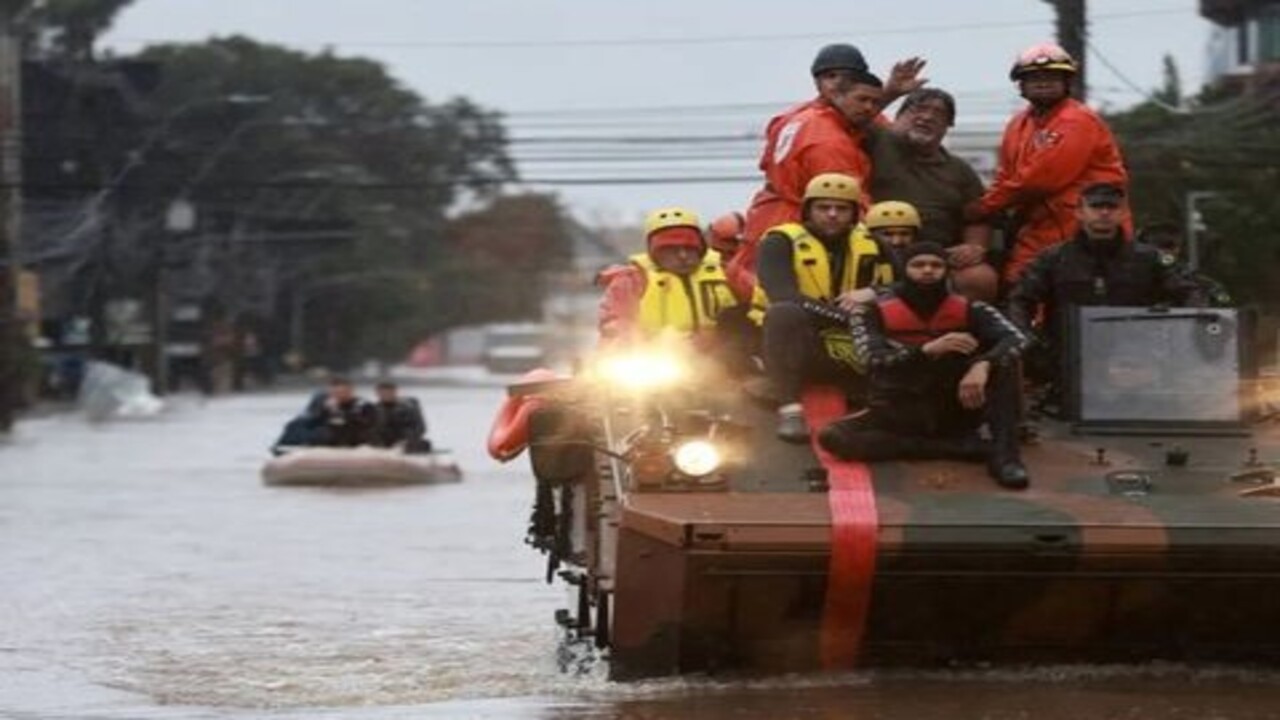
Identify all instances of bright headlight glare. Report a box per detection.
[597,352,685,390]
[673,440,722,477]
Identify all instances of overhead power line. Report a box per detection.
[509,133,761,145]
[9,176,761,190]
[107,7,1190,50]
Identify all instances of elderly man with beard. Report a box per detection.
[867,88,998,301]
[1006,183,1204,395]
[819,242,1032,489]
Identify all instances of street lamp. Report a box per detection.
[1184,190,1217,272]
[149,115,328,392]
[148,197,198,394]
[123,95,270,392]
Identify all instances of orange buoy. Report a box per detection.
[487,368,561,462]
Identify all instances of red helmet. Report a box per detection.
[1009,42,1078,81]
[706,211,746,254]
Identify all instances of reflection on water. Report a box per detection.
[3,385,1279,718]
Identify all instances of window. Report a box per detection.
[1239,19,1252,65]
[1258,4,1280,62]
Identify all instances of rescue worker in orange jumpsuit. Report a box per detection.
[706,211,752,302]
[964,42,1128,284]
[597,207,739,352]
[751,173,894,442]
[730,44,926,296]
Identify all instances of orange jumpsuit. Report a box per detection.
[596,264,647,345]
[733,99,873,294]
[720,251,754,304]
[977,97,1127,282]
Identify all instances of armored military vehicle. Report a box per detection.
[502,307,1280,679]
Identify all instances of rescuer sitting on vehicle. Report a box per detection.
[819,242,1032,489]
[597,206,740,354]
[1006,183,1206,400]
[864,200,923,275]
[752,172,894,443]
[706,211,753,302]
[371,380,432,453]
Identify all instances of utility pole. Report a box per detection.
[0,1,23,433]
[1044,0,1087,101]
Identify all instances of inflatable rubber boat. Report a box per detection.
[261,446,462,487]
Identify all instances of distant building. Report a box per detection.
[1202,0,1280,86]
[20,60,157,359]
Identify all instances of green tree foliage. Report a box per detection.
[121,37,559,367]
[1107,73,1280,310]
[442,193,572,325]
[20,0,134,59]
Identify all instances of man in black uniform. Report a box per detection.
[371,380,432,453]
[819,242,1032,489]
[1006,183,1205,392]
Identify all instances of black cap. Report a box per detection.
[811,43,869,77]
[902,241,948,263]
[1080,182,1126,206]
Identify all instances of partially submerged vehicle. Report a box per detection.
[261,446,461,487]
[498,307,1280,679]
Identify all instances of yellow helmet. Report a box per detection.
[644,206,701,237]
[865,201,922,230]
[803,173,862,205]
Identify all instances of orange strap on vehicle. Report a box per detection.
[486,368,560,462]
[801,385,878,669]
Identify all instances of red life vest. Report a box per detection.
[878,294,969,346]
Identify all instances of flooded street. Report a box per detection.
[4,384,1280,719]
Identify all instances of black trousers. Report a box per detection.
[762,301,861,404]
[711,305,760,377]
[818,361,1023,463]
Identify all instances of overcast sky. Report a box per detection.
[100,1,1213,226]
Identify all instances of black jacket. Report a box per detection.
[371,398,427,448]
[313,398,375,447]
[1007,232,1206,343]
[851,291,1029,409]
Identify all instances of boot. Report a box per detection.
[988,458,1030,490]
[776,403,810,444]
[986,363,1030,490]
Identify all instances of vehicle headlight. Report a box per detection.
[673,439,722,477]
[596,352,686,391]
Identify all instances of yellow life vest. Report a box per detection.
[748,223,893,325]
[632,251,738,335]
